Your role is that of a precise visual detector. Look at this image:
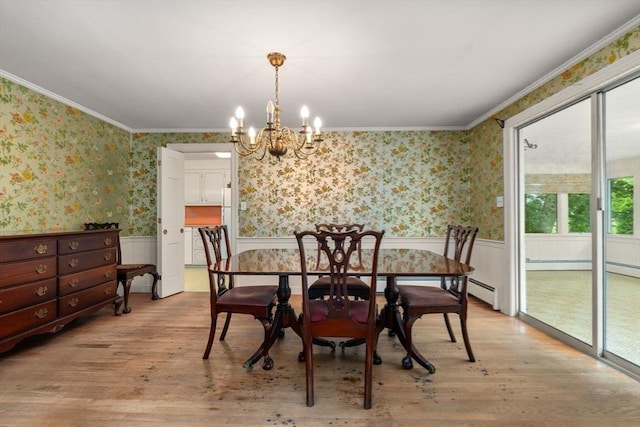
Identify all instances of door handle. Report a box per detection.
[180,228,184,233]
[163,229,168,235]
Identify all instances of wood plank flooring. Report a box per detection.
[0,293,638,426]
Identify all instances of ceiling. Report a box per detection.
[1,0,639,132]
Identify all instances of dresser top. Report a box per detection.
[0,228,119,241]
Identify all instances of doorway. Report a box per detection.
[161,142,237,295]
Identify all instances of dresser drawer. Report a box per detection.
[58,282,117,317]
[59,265,117,296]
[58,232,118,255]
[0,300,57,339]
[0,237,57,263]
[0,256,57,288]
[0,278,57,315]
[58,248,117,275]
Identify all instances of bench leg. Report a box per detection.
[151,272,160,300]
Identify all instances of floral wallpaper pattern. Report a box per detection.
[1,25,638,240]
[0,79,129,234]
[131,130,470,237]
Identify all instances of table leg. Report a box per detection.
[378,276,436,374]
[243,274,302,371]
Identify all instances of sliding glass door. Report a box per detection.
[518,74,640,374]
[602,76,640,368]
[519,98,593,346]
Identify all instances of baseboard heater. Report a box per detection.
[468,278,498,310]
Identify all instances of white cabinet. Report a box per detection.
[184,227,193,264]
[184,170,226,205]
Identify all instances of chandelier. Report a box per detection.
[229,52,323,160]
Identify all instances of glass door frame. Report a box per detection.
[502,50,640,377]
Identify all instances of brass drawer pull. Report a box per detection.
[35,264,47,274]
[68,279,80,288]
[104,286,113,295]
[69,258,79,268]
[104,252,112,261]
[105,270,112,278]
[104,237,112,246]
[68,241,80,250]
[34,286,48,297]
[34,244,48,254]
[68,298,79,307]
[34,308,48,319]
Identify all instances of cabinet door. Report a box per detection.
[184,172,202,204]
[202,171,226,205]
[192,232,207,265]
[184,228,193,264]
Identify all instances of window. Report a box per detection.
[525,193,557,233]
[568,193,591,232]
[608,177,634,235]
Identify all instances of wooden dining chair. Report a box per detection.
[398,225,479,369]
[295,227,384,409]
[84,222,160,313]
[198,226,278,366]
[307,223,370,301]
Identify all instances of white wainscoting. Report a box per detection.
[120,236,157,294]
[524,234,640,278]
[604,235,640,278]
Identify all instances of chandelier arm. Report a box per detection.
[294,143,322,159]
[234,136,261,155]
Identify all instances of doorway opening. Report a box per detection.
[164,143,237,294]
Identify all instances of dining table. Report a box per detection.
[209,247,474,373]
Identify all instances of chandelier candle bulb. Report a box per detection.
[235,107,245,129]
[266,101,275,124]
[230,117,238,136]
[248,127,256,146]
[314,117,322,135]
[301,106,309,127]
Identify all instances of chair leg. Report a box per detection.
[402,317,417,370]
[459,313,475,362]
[304,337,314,407]
[151,272,160,300]
[203,314,218,359]
[364,340,374,409]
[260,319,273,370]
[443,313,456,342]
[219,313,232,341]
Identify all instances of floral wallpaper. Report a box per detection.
[0,79,129,233]
[131,130,470,237]
[1,24,638,240]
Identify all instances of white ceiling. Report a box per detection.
[1,0,639,133]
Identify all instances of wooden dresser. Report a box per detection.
[0,229,121,353]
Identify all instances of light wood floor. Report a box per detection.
[1,293,639,427]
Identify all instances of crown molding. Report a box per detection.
[467,14,640,130]
[0,69,132,133]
